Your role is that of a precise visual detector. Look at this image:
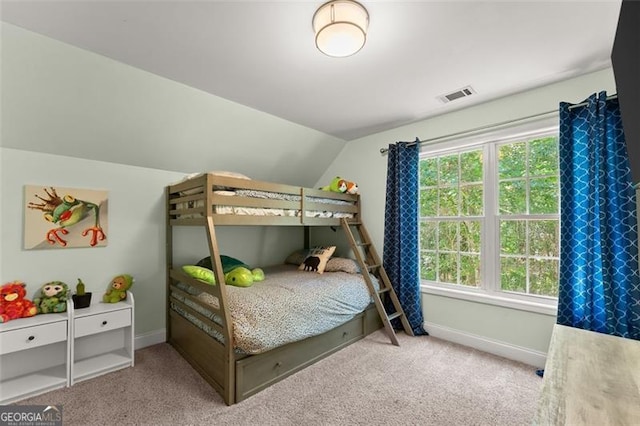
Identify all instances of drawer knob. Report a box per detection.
[28,335,35,341]
[102,320,108,326]
[343,332,348,337]
[275,362,282,368]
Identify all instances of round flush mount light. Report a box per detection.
[312,0,369,58]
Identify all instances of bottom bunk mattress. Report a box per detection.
[170,264,377,354]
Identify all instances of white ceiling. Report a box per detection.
[1,0,622,141]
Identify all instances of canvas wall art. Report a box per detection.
[24,185,108,249]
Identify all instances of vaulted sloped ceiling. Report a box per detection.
[1,1,622,141]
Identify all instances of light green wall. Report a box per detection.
[317,67,618,359]
[423,294,557,353]
[0,23,343,337]
[0,149,180,337]
[0,22,346,186]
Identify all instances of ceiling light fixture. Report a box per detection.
[312,0,369,58]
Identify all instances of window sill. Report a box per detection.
[421,284,558,316]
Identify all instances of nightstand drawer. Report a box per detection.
[0,321,67,355]
[74,309,131,338]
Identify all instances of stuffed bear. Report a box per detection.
[0,281,37,323]
[33,281,69,314]
[103,274,134,303]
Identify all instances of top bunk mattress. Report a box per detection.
[167,172,360,225]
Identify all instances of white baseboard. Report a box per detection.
[135,329,166,350]
[424,322,547,368]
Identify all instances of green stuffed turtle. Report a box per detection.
[33,281,69,314]
[182,265,215,284]
[196,255,264,287]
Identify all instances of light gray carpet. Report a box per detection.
[16,330,542,425]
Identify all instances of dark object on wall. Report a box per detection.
[612,0,640,184]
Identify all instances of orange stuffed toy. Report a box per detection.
[345,181,359,194]
[0,281,38,323]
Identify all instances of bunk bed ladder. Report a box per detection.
[340,218,414,346]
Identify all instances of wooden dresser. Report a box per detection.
[534,324,640,425]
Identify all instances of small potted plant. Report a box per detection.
[72,278,92,309]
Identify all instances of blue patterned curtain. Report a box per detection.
[557,91,640,340]
[383,141,427,335]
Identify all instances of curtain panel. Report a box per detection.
[557,91,640,340]
[383,141,427,335]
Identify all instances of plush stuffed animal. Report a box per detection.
[103,274,134,303]
[0,281,37,323]
[321,176,359,194]
[33,281,69,314]
[345,181,359,194]
[196,255,265,287]
[224,267,265,287]
[320,177,347,193]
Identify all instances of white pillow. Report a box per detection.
[208,171,251,180]
[174,171,251,196]
[324,257,361,274]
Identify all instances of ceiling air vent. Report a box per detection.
[438,86,476,104]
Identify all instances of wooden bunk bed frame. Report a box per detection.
[166,173,382,405]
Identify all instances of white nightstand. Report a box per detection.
[69,292,134,385]
[0,311,70,404]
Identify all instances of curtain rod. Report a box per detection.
[379,93,618,155]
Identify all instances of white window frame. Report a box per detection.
[419,116,559,316]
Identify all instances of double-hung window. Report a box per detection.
[419,120,560,311]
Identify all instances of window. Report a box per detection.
[497,137,559,297]
[419,149,483,287]
[419,122,560,306]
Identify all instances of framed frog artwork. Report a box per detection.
[24,185,108,249]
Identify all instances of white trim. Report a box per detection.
[424,322,548,368]
[420,117,559,156]
[484,142,497,291]
[422,284,558,316]
[134,329,166,350]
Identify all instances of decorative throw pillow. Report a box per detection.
[324,257,361,274]
[284,249,311,266]
[298,246,336,274]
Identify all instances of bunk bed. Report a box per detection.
[166,172,383,405]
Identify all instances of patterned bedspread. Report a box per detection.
[171,264,376,354]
